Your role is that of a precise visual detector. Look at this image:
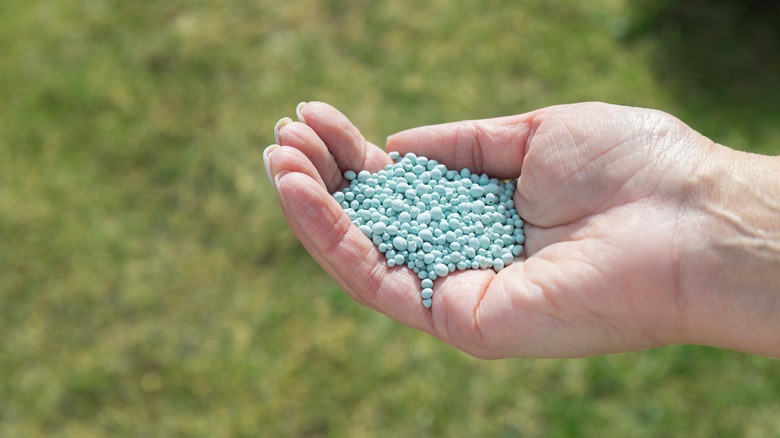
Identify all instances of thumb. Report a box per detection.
[385,111,538,179]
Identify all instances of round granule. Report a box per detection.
[332,152,525,308]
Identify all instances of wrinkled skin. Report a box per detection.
[264,101,740,358]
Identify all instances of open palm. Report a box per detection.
[266,102,713,358]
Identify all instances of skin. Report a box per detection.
[265,101,780,359]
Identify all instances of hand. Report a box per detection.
[264,101,778,358]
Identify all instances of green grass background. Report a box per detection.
[2,0,779,436]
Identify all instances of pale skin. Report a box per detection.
[264,101,780,359]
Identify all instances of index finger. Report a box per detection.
[385,111,538,179]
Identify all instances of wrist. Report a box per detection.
[676,145,780,357]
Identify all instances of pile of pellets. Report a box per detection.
[332,151,525,308]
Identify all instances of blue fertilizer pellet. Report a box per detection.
[332,153,526,308]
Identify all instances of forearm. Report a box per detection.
[677,144,780,357]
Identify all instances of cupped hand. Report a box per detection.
[265,101,714,358]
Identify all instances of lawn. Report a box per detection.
[1,0,779,436]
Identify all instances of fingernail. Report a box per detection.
[262,144,279,186]
[295,102,307,124]
[274,117,293,145]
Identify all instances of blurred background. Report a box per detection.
[2,0,779,435]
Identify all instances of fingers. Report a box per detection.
[267,145,328,190]
[275,120,344,192]
[298,101,393,173]
[275,101,393,192]
[266,147,434,333]
[386,111,538,179]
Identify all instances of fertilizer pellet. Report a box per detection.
[332,152,525,309]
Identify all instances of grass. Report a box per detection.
[1,0,779,436]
